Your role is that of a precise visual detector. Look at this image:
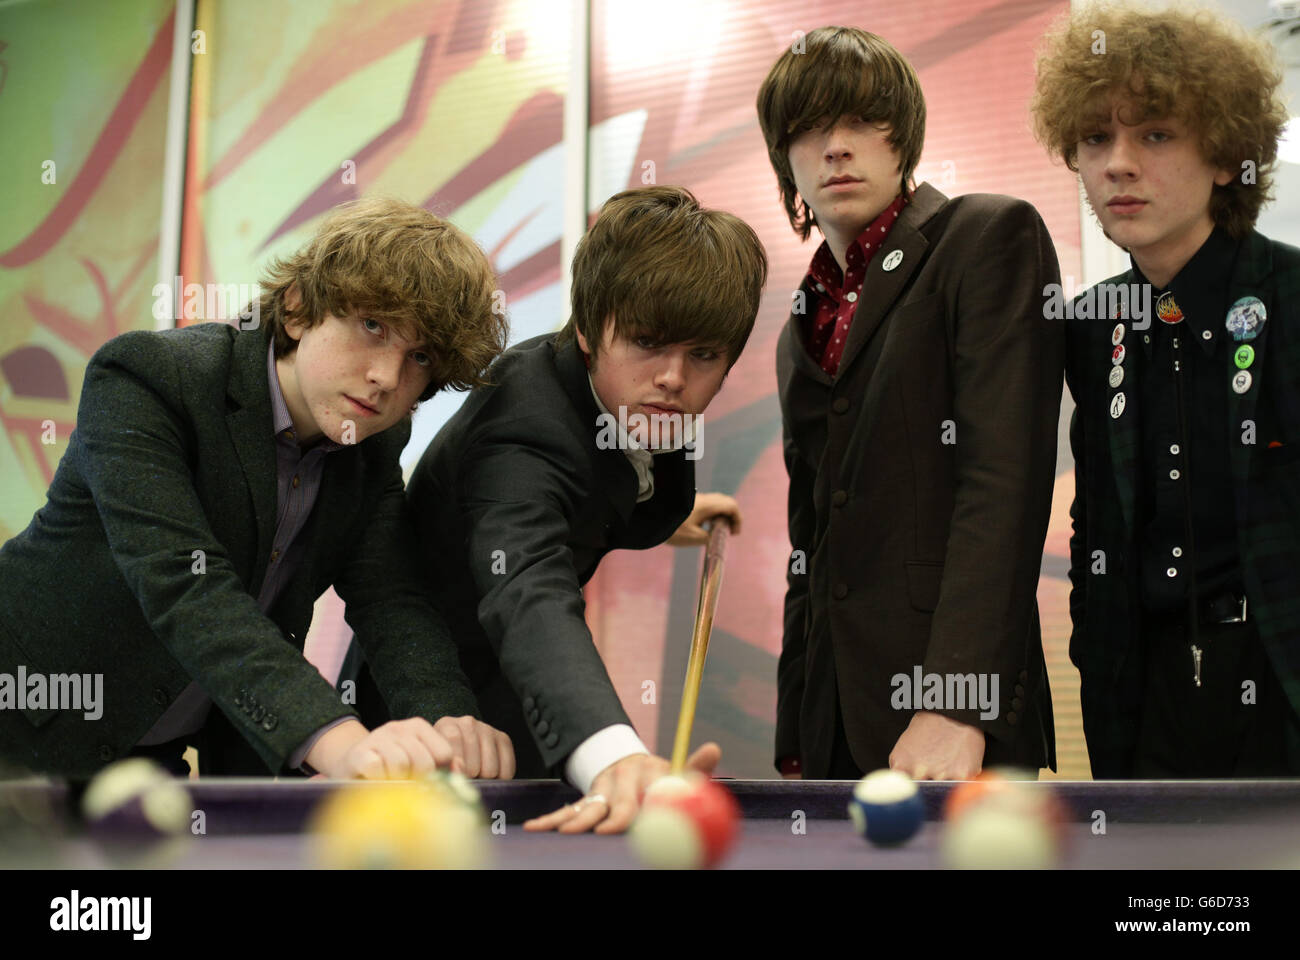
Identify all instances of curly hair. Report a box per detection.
[1030,3,1288,237]
[757,26,926,241]
[257,196,506,398]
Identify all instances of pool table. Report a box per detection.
[6,777,1300,870]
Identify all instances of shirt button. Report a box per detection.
[1166,567,1178,578]
[1170,444,1180,455]
[1143,335,1151,344]
[832,397,850,414]
[831,490,848,506]
[292,475,300,489]
[1202,330,1212,341]
[845,291,858,303]
[271,549,281,561]
[816,283,825,292]
[1170,469,1181,480]
[1172,547,1183,557]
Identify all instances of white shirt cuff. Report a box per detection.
[563,724,649,794]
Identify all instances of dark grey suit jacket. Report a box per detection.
[396,334,694,777]
[777,183,1063,777]
[0,322,478,776]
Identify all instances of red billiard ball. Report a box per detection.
[628,773,740,869]
[943,769,1018,822]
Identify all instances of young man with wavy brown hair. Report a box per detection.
[0,196,515,780]
[1032,3,1300,776]
[758,26,1064,782]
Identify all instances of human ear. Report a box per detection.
[282,283,306,340]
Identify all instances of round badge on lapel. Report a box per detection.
[1110,392,1127,419]
[1231,370,1253,394]
[1234,344,1255,369]
[1111,323,1125,346]
[1109,366,1125,388]
[882,249,903,272]
[1112,344,1126,366]
[1225,296,1266,342]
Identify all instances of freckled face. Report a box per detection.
[577,322,727,446]
[277,313,435,445]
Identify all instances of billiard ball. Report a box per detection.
[627,773,740,869]
[81,758,193,865]
[943,769,1018,822]
[847,769,924,846]
[941,772,1067,869]
[309,780,488,870]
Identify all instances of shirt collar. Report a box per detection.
[804,193,908,297]
[1133,227,1240,359]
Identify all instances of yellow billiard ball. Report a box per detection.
[309,780,488,870]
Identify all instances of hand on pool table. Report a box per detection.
[888,711,985,781]
[667,493,742,546]
[306,716,515,780]
[522,742,723,834]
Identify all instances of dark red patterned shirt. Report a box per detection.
[802,194,907,376]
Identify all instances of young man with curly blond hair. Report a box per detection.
[0,197,516,780]
[1032,3,1300,775]
[758,27,1063,782]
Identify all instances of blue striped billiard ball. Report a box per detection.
[847,769,924,846]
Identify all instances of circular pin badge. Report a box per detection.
[1111,323,1125,346]
[1157,291,1184,325]
[1225,296,1266,342]
[1234,344,1255,369]
[1232,370,1253,394]
[882,249,903,272]
[1109,365,1125,389]
[1112,344,1126,366]
[1110,392,1127,419]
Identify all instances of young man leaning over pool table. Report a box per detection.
[354,185,766,833]
[0,197,515,781]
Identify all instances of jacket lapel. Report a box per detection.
[834,182,943,378]
[226,326,279,589]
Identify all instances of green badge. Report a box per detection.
[1234,344,1255,369]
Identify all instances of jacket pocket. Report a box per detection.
[904,560,944,613]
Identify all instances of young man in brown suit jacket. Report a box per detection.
[757,27,1064,780]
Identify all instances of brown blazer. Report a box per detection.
[776,183,1063,777]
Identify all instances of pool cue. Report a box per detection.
[670,517,732,773]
